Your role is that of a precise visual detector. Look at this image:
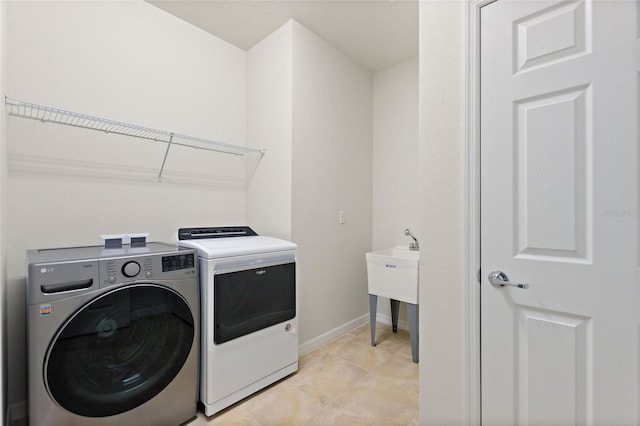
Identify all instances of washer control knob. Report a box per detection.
[122,261,141,278]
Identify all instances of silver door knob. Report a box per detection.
[488,270,529,289]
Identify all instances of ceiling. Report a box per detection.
[147,0,418,72]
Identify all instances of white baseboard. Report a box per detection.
[297,312,411,356]
[298,313,369,356]
[8,400,26,425]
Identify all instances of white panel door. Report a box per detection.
[481,1,639,424]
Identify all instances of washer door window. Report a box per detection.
[45,285,194,417]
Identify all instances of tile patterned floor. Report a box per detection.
[190,322,419,425]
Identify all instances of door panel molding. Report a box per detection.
[513,83,592,262]
[516,307,592,425]
[513,0,591,74]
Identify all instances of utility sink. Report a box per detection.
[366,246,420,362]
[365,247,419,304]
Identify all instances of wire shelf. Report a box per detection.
[5,96,265,180]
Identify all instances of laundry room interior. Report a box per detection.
[0,1,468,425]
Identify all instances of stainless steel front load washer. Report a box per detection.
[26,242,199,426]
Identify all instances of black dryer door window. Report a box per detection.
[214,262,295,344]
[45,285,194,417]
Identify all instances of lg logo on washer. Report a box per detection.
[256,269,266,276]
[41,263,92,273]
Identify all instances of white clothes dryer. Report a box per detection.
[178,227,298,417]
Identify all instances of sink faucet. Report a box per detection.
[404,228,419,251]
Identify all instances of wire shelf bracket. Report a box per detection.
[5,96,266,181]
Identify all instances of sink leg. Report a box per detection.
[390,299,400,333]
[368,294,377,346]
[407,302,419,363]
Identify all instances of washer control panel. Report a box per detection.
[99,251,196,287]
[162,253,195,272]
[122,261,141,277]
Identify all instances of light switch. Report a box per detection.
[339,210,346,224]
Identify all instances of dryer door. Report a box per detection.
[44,284,194,417]
[214,261,296,344]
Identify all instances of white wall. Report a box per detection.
[291,21,373,343]
[5,0,248,413]
[372,57,419,251]
[418,1,466,424]
[247,22,293,240]
[248,20,374,346]
[372,57,419,323]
